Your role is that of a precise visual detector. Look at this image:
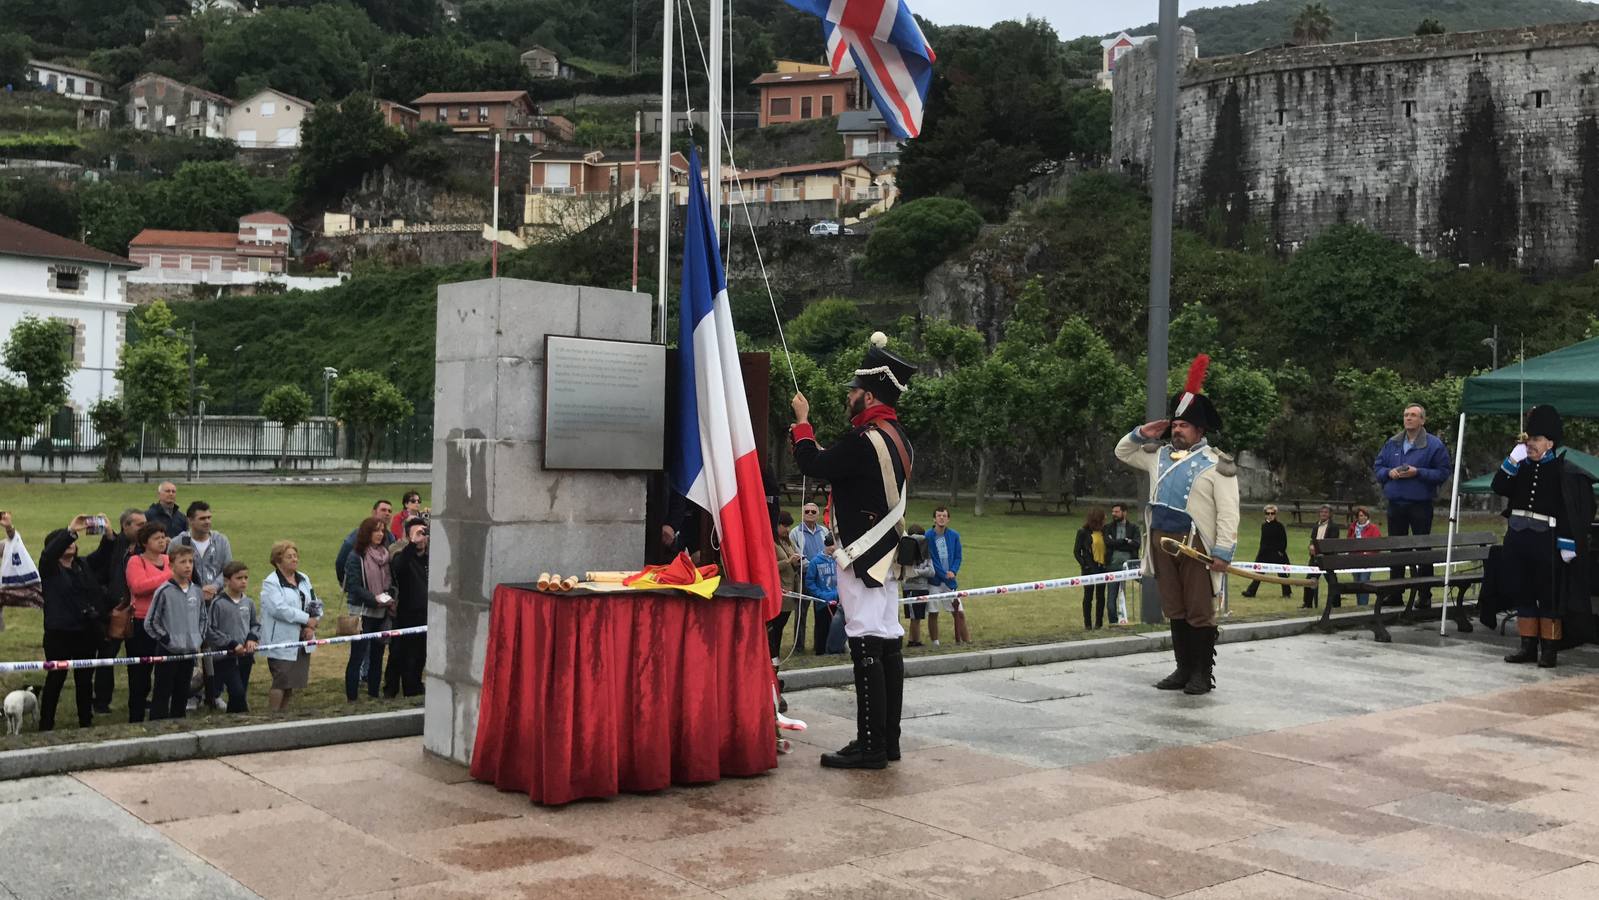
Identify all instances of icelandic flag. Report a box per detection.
[669,147,781,618]
[785,0,936,139]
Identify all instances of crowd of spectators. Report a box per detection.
[19,483,430,732]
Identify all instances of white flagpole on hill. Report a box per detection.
[632,109,641,293]
[657,0,674,341]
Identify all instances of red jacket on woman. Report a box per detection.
[125,553,171,619]
[1347,521,1381,540]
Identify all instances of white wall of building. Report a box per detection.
[0,255,130,409]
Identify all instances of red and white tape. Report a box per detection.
[0,625,427,675]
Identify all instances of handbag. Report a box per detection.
[107,602,133,640]
[336,613,360,636]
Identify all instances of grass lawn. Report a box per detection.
[0,482,431,748]
[774,499,1507,670]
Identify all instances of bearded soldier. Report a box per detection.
[1494,405,1596,668]
[1115,354,1240,695]
[790,332,915,769]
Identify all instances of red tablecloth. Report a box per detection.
[470,584,777,805]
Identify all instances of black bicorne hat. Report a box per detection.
[848,332,916,406]
[1166,353,1222,433]
[1526,404,1562,444]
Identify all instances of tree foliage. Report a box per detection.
[260,384,314,470]
[89,397,133,482]
[116,301,195,440]
[330,370,414,483]
[0,316,76,471]
[784,298,868,360]
[201,3,384,101]
[294,92,408,205]
[1292,3,1336,44]
[863,197,984,285]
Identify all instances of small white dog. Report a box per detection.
[4,686,39,735]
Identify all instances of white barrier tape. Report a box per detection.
[0,625,427,674]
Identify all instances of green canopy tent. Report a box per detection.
[1460,336,1599,417]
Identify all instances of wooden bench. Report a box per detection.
[781,478,827,507]
[1003,488,1073,515]
[1314,531,1496,642]
[1286,499,1358,527]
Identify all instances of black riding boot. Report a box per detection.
[821,637,888,769]
[1154,620,1190,690]
[1184,626,1217,695]
[1504,637,1538,664]
[1539,642,1558,669]
[882,637,904,761]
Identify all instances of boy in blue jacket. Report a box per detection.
[805,536,842,655]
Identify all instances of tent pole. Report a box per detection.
[1440,411,1466,635]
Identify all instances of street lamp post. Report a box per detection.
[323,367,339,416]
[1481,325,1499,370]
[164,328,198,482]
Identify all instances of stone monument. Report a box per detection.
[424,278,652,765]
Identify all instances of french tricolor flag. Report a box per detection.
[787,0,936,139]
[669,148,781,618]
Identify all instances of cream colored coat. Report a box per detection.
[1114,430,1241,595]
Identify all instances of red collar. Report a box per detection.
[852,404,898,428]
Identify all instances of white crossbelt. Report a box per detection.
[1510,510,1556,526]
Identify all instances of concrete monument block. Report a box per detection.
[426,278,652,767]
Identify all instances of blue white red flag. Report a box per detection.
[669,148,781,617]
[785,0,936,139]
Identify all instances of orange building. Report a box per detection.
[752,70,862,127]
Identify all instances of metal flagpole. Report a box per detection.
[490,133,500,278]
[632,110,641,293]
[1439,411,1466,635]
[1142,0,1180,625]
[708,0,723,230]
[657,0,674,342]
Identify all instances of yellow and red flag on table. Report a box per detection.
[620,551,722,599]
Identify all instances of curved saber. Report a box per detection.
[1158,536,1319,587]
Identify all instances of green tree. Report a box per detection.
[330,370,414,483]
[89,397,133,482]
[294,92,408,205]
[149,161,279,233]
[862,197,984,284]
[1066,88,1113,161]
[200,3,383,101]
[784,298,867,359]
[0,177,81,239]
[1292,2,1336,44]
[1415,18,1446,36]
[1266,224,1430,372]
[78,180,147,254]
[0,316,75,472]
[0,32,30,88]
[116,301,192,445]
[260,384,314,470]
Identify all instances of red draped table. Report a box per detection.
[470,583,778,805]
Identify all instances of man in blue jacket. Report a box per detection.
[926,506,967,645]
[1372,404,1452,605]
[804,536,843,656]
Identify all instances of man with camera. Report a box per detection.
[1372,404,1452,607]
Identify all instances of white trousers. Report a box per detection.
[837,564,904,640]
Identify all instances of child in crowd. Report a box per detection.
[205,560,261,713]
[145,544,204,720]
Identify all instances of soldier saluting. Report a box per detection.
[790,332,915,770]
[1115,354,1240,695]
[1493,405,1595,668]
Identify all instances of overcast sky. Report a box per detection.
[911,1,1253,40]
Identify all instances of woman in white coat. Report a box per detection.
[259,540,322,711]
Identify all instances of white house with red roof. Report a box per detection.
[0,214,136,407]
[1098,32,1153,90]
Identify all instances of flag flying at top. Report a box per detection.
[668,147,781,618]
[785,0,936,140]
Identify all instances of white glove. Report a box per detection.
[1510,443,1529,462]
[1561,549,1577,564]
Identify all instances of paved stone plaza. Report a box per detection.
[7,624,1599,899]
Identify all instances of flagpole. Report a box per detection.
[657,0,673,341]
[632,109,641,293]
[708,0,723,232]
[491,132,500,278]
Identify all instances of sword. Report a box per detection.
[1158,537,1319,587]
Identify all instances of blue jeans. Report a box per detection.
[345,615,387,700]
[1354,572,1372,606]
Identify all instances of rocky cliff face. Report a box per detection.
[921,224,1041,347]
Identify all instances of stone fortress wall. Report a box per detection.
[1112,20,1599,274]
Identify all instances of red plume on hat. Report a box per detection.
[1174,354,1210,419]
